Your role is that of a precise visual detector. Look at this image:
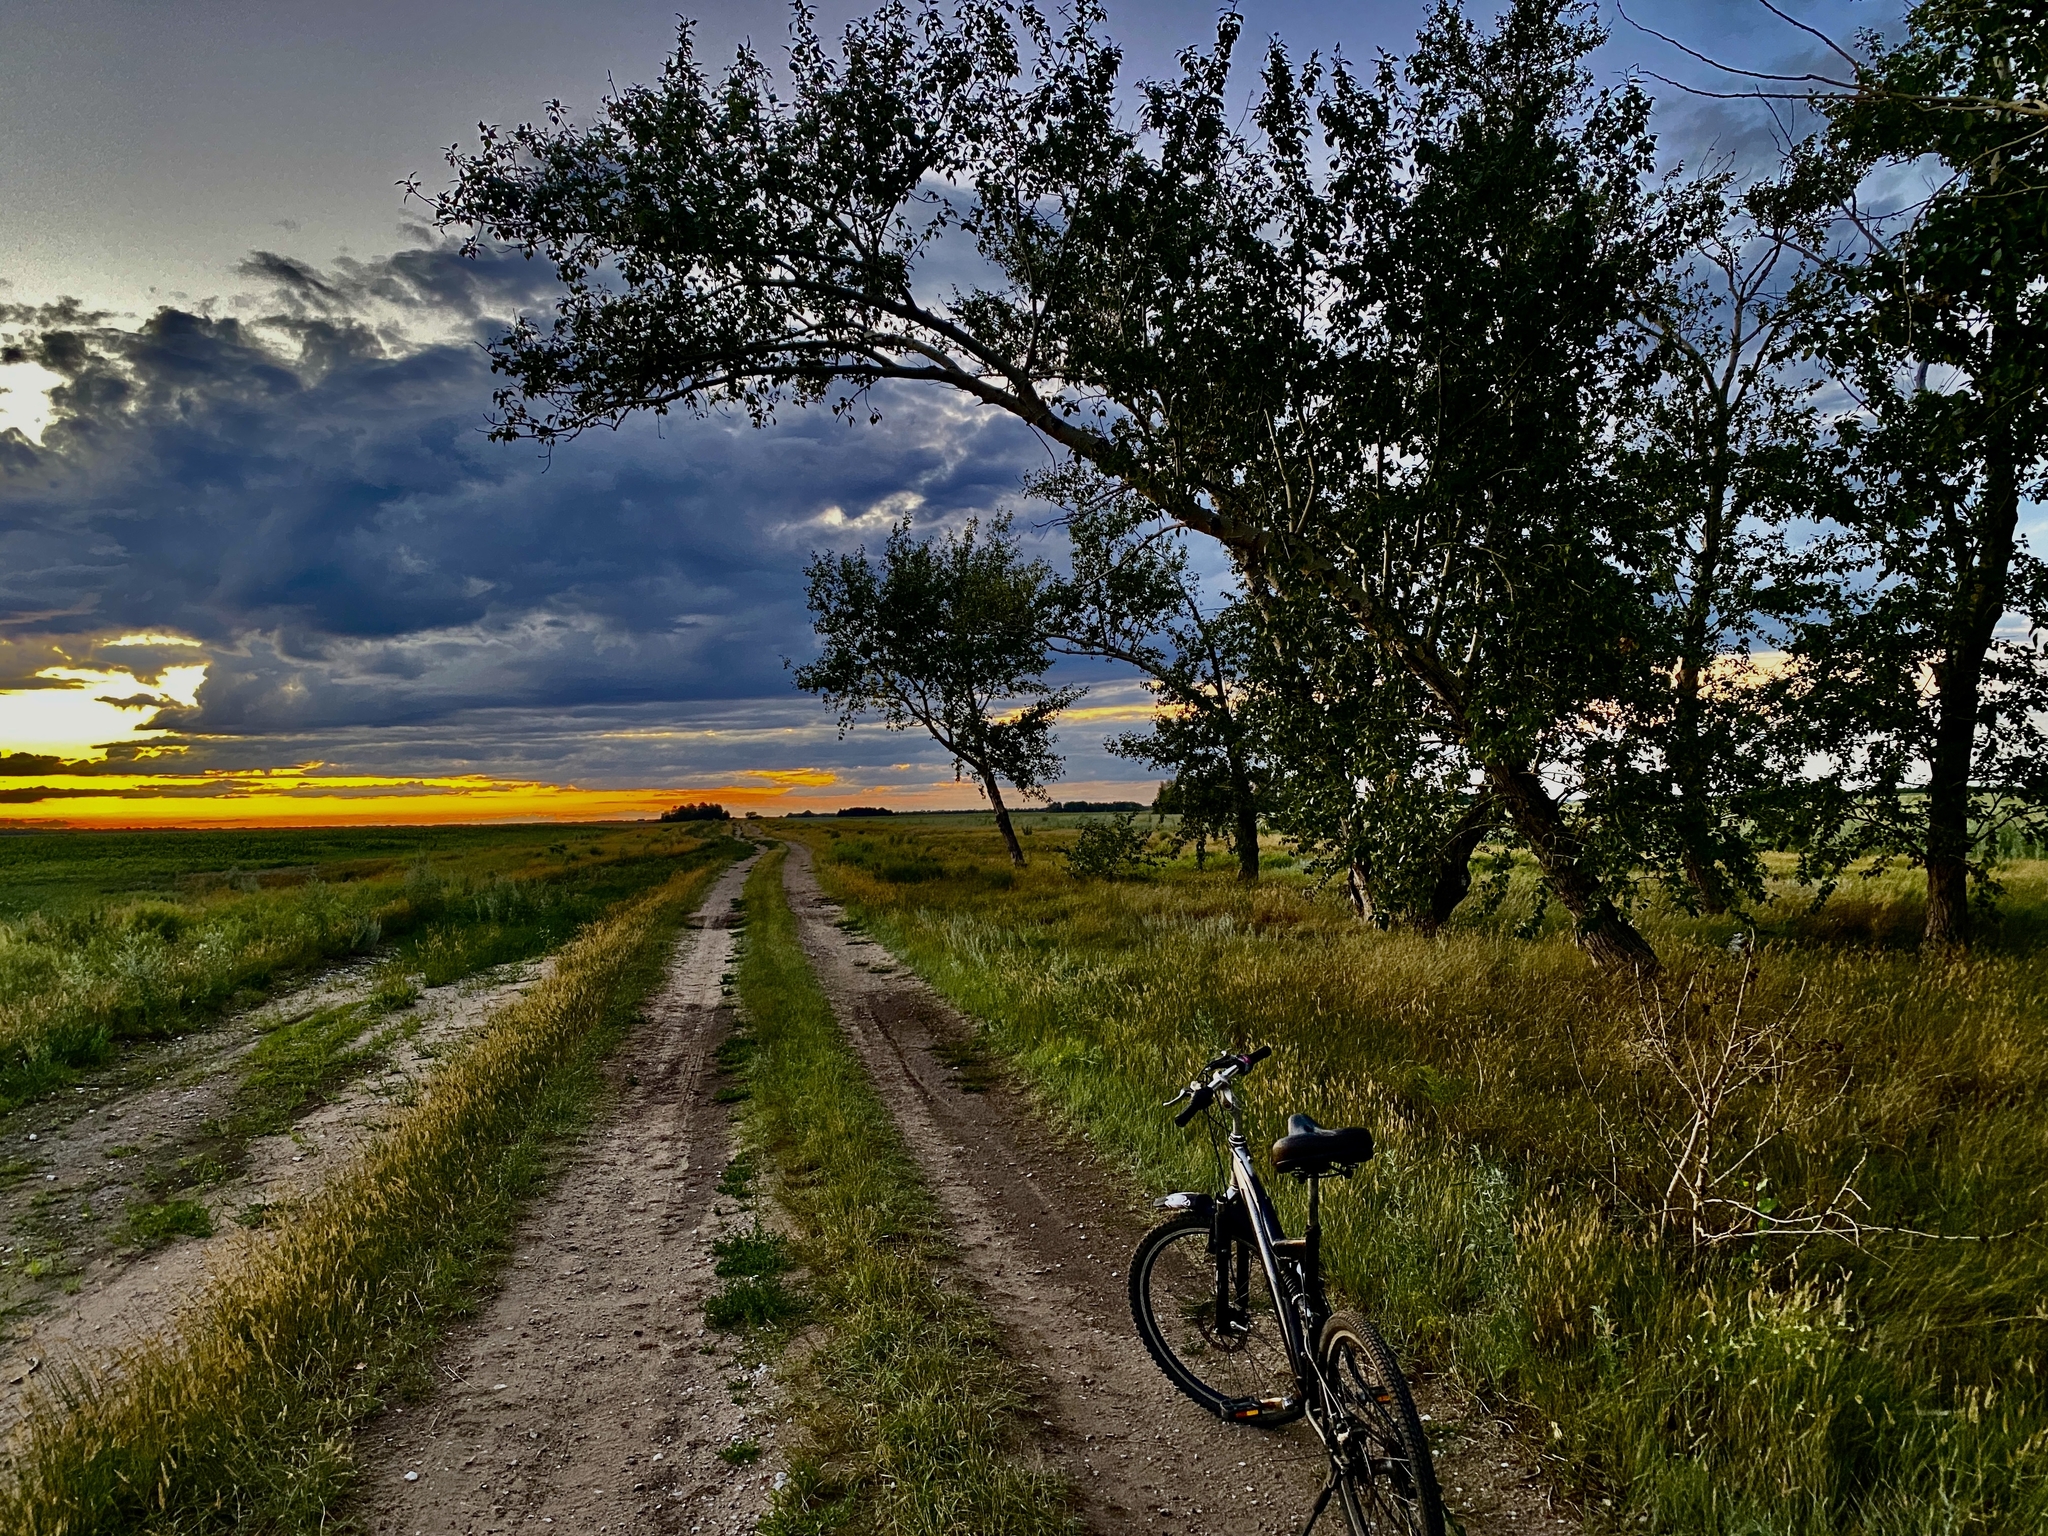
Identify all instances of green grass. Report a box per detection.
[0,839,742,1534]
[788,816,2048,1536]
[226,1003,388,1139]
[0,821,713,1114]
[705,1272,807,1330]
[734,848,1075,1536]
[713,1224,794,1280]
[123,1198,214,1247]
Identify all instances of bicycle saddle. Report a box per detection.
[1271,1113,1374,1176]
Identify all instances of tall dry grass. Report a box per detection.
[799,819,2048,1536]
[0,848,735,1534]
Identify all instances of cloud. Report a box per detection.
[0,241,1153,802]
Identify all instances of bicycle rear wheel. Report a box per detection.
[1315,1313,1444,1535]
[1128,1212,1303,1424]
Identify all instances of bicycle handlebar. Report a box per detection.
[1165,1046,1272,1126]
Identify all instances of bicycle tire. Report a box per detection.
[1128,1211,1304,1425]
[1315,1313,1445,1536]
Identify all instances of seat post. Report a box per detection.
[1306,1174,1325,1314]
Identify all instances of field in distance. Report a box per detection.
[0,820,719,1106]
[0,821,734,1336]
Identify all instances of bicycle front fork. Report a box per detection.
[1214,1239,1251,1337]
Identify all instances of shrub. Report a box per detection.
[1058,811,1162,880]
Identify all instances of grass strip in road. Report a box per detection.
[0,838,742,1535]
[734,846,1074,1536]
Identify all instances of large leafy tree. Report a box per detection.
[1291,0,1667,964]
[1785,0,2048,946]
[431,0,1673,969]
[795,517,1077,865]
[1243,583,1494,931]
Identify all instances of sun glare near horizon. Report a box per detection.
[0,663,208,760]
[0,636,1162,828]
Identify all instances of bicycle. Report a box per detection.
[1128,1047,1446,1536]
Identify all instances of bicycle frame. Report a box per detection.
[1208,1077,1330,1412]
[1152,1051,1444,1536]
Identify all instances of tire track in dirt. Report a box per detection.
[0,955,556,1434]
[357,850,780,1536]
[781,841,1573,1536]
[782,842,1327,1535]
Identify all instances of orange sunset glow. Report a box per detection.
[0,766,826,828]
[0,763,1156,828]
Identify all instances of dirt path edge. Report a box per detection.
[355,851,781,1536]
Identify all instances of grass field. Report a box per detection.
[789,813,2048,1536]
[0,832,742,1533]
[0,822,714,1111]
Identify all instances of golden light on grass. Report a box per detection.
[0,764,1163,827]
[0,765,841,827]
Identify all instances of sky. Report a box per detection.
[0,0,1900,826]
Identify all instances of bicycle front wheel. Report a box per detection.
[1316,1313,1444,1536]
[1128,1211,1302,1424]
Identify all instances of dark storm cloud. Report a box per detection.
[0,242,1055,776]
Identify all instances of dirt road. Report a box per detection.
[0,954,555,1433]
[781,841,1570,1536]
[357,851,779,1536]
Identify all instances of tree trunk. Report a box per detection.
[1922,391,2021,949]
[1487,762,1661,973]
[1671,446,1732,915]
[1230,754,1261,884]
[1422,794,1494,933]
[980,769,1027,867]
[1672,654,1731,917]
[1346,861,1382,926]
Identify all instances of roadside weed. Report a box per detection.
[123,1198,214,1248]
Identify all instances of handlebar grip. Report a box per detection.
[1246,1045,1272,1066]
[1174,1086,1213,1127]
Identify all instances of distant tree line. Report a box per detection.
[433,0,2046,969]
[658,802,730,823]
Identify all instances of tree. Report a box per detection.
[794,516,1077,865]
[1784,0,2048,947]
[1288,0,1668,965]
[1149,773,1238,872]
[1615,172,1831,914]
[1625,0,2048,144]
[1041,466,1264,882]
[1243,583,1493,931]
[659,801,731,821]
[429,0,1670,969]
